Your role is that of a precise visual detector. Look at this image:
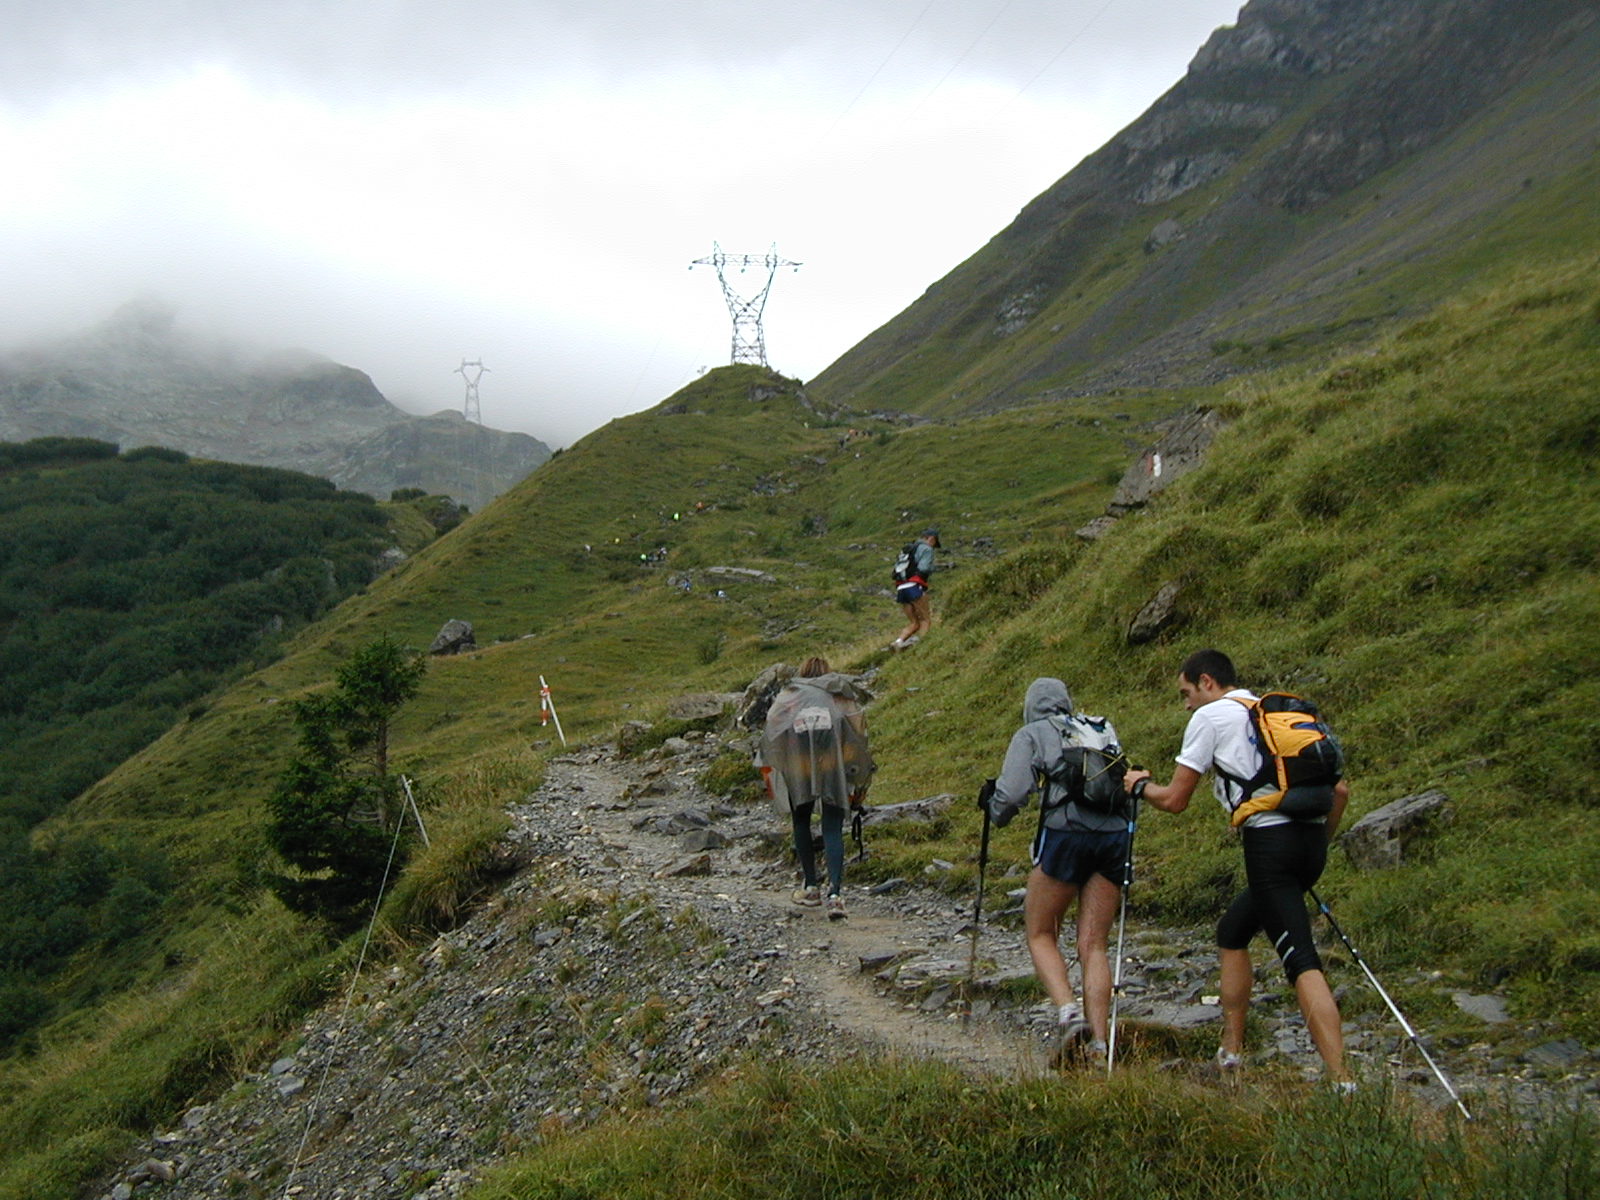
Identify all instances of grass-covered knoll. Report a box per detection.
[470,1057,1597,1200]
[855,253,1600,1036]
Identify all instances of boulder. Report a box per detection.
[667,692,739,722]
[428,618,475,656]
[1075,515,1120,542]
[1108,409,1225,514]
[737,662,796,728]
[1338,789,1454,870]
[1127,581,1184,645]
[616,721,654,755]
[859,794,956,826]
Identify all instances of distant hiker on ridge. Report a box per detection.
[890,528,939,650]
[759,657,875,921]
[1123,649,1353,1087]
[983,677,1130,1064]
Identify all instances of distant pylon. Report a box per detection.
[455,358,488,425]
[689,243,801,366]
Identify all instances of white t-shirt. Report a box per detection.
[1174,688,1295,830]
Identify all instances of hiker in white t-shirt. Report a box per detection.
[1123,649,1352,1086]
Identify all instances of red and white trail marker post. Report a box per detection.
[539,675,567,747]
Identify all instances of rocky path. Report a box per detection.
[99,732,1597,1200]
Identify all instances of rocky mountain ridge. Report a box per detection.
[810,0,1598,413]
[0,300,551,505]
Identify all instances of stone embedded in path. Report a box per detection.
[679,828,729,852]
[657,853,712,878]
[1452,991,1511,1024]
[1525,1038,1588,1070]
[1139,1000,1221,1030]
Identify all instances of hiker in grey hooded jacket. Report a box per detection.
[986,677,1129,1059]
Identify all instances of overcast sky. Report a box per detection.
[0,0,1244,447]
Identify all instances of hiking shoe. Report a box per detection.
[1331,1079,1358,1097]
[889,638,906,651]
[792,887,821,907]
[900,635,920,647]
[826,893,847,921]
[1214,1046,1243,1073]
[1058,1005,1089,1043]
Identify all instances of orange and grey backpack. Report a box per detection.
[1216,693,1344,826]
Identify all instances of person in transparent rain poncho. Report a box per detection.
[759,657,875,920]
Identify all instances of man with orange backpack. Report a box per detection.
[1122,649,1353,1088]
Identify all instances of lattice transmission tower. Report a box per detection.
[689,243,801,366]
[455,358,489,425]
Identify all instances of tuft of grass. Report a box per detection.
[467,1056,1599,1200]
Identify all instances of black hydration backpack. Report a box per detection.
[891,542,920,584]
[1040,714,1130,818]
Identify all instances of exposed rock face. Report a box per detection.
[1108,409,1226,514]
[0,301,551,505]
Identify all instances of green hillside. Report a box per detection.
[3,253,1597,1197]
[809,0,1599,418]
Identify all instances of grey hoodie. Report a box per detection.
[986,677,1125,835]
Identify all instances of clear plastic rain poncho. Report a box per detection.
[759,673,874,814]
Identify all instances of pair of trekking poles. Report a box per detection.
[967,779,1473,1116]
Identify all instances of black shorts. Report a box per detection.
[1032,825,1129,888]
[1216,821,1328,982]
[895,582,926,604]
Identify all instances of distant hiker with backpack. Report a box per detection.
[1123,649,1353,1087]
[759,657,875,921]
[890,528,939,650]
[982,677,1129,1063]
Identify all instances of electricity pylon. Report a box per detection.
[689,243,801,366]
[455,358,488,425]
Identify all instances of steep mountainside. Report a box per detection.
[810,0,1598,415]
[0,300,552,504]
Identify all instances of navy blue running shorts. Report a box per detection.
[1032,825,1128,888]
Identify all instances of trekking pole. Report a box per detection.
[965,779,996,1010]
[1309,887,1473,1120]
[1106,793,1139,1075]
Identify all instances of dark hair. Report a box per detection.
[1179,648,1236,688]
[799,656,830,677]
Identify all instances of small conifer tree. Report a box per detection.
[266,636,425,922]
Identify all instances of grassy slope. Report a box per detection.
[460,254,1600,1200]
[3,255,1598,1195]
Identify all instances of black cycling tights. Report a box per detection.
[1216,822,1328,983]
